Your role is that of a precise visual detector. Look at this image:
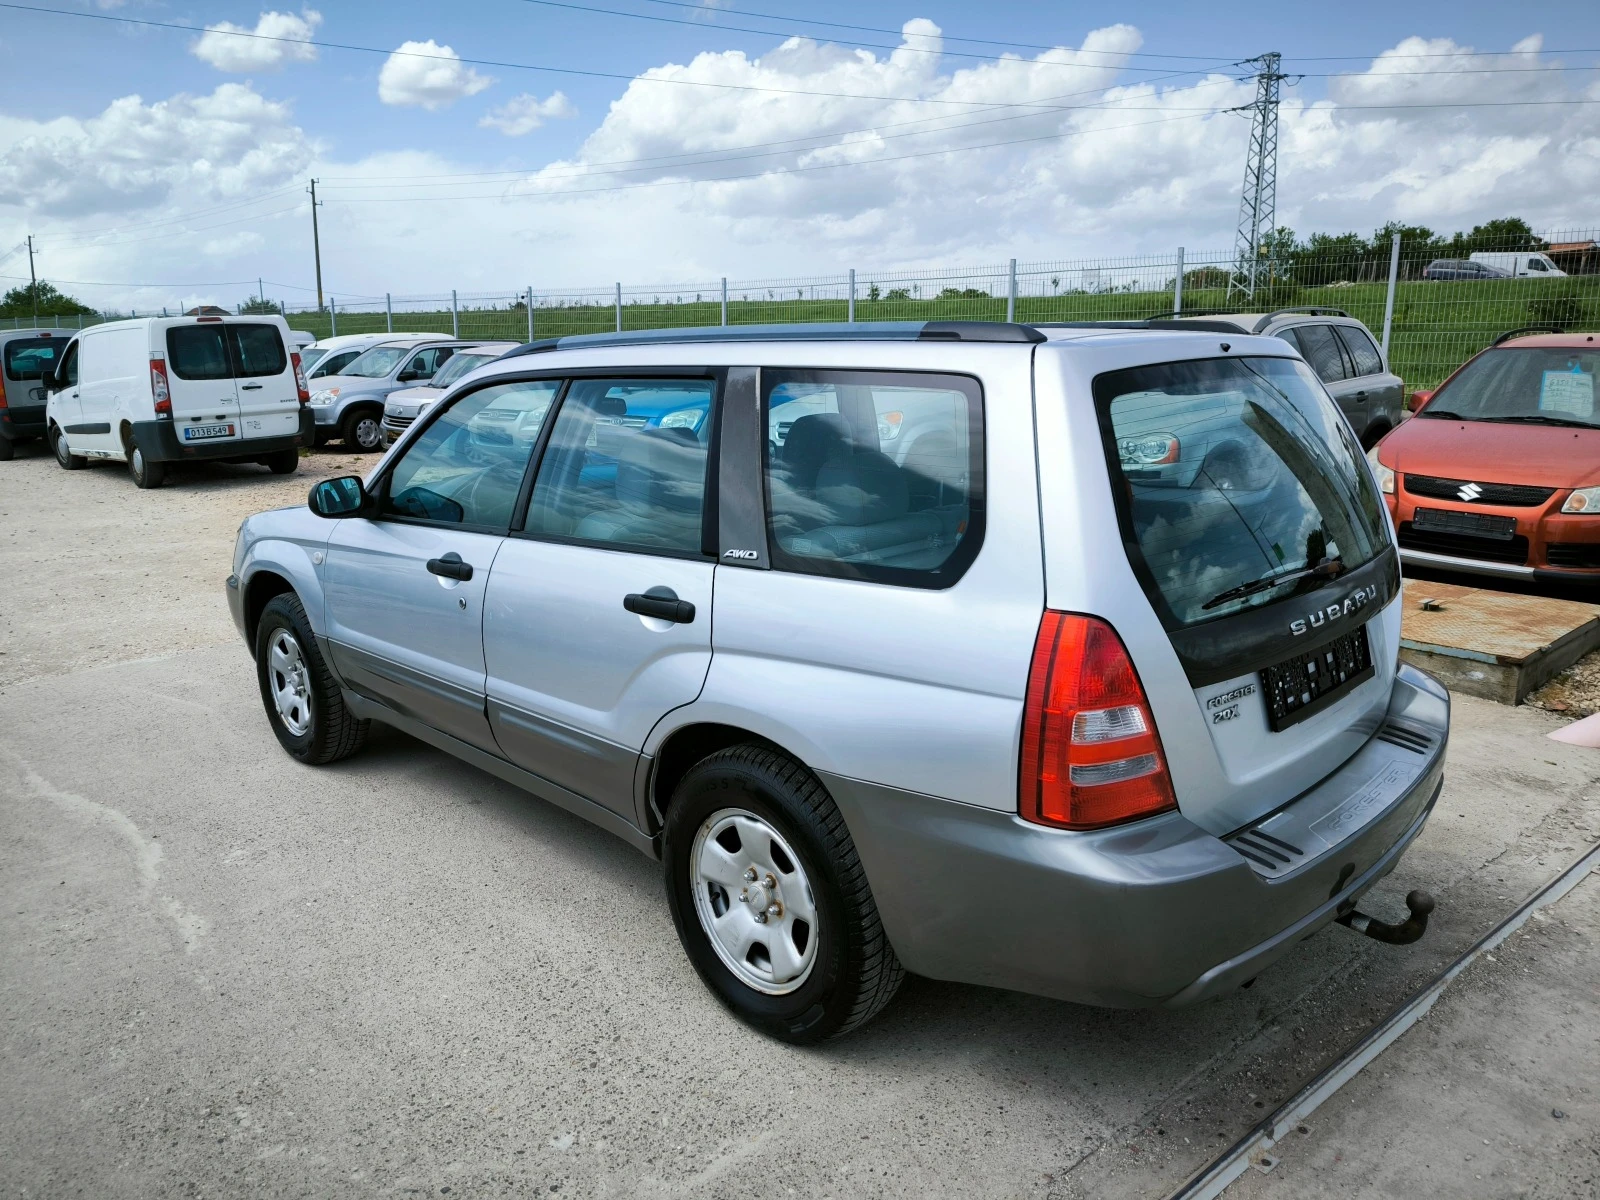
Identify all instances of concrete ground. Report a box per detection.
[3,445,1599,1199]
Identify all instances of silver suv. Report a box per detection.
[228,321,1449,1042]
[1160,308,1404,448]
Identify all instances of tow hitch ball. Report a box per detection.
[1337,889,1436,945]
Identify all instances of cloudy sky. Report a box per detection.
[2,0,1598,313]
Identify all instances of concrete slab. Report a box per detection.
[1399,580,1600,705]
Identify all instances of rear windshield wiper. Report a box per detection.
[1478,414,1597,429]
[1201,557,1344,611]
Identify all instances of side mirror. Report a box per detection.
[397,368,423,383]
[1406,389,1434,413]
[308,475,369,518]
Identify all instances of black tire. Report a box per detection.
[0,435,12,462]
[1360,422,1391,451]
[254,592,368,765]
[51,426,86,470]
[127,440,166,489]
[662,745,904,1043]
[340,406,384,453]
[262,448,300,475]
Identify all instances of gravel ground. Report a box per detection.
[3,446,1599,1199]
[1529,648,1600,719]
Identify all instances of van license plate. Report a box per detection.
[183,423,235,441]
[1260,624,1374,732]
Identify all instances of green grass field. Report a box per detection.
[287,275,1597,390]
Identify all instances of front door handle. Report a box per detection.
[426,552,474,581]
[624,587,695,624]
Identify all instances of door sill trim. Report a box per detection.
[343,690,659,859]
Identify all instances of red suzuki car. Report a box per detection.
[1370,329,1599,588]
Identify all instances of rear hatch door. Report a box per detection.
[165,322,242,446]
[3,335,65,421]
[227,321,301,442]
[1095,352,1400,834]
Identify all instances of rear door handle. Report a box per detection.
[241,383,263,391]
[426,552,474,581]
[1354,391,1368,401]
[624,587,695,624]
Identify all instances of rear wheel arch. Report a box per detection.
[649,721,799,830]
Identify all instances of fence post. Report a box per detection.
[848,269,856,324]
[1173,247,1185,314]
[451,289,459,338]
[330,297,337,336]
[385,292,393,333]
[1380,232,1402,356]
[527,287,534,341]
[615,282,622,333]
[720,278,728,327]
[1006,259,1017,323]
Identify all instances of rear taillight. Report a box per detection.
[291,352,309,404]
[0,374,7,408]
[1019,612,1177,831]
[150,358,172,418]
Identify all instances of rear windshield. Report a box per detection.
[341,346,411,378]
[1424,346,1598,428]
[165,323,286,381]
[1097,355,1389,629]
[4,338,62,381]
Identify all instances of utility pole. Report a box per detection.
[26,234,38,325]
[1227,53,1296,302]
[308,179,325,310]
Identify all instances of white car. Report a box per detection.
[380,342,518,447]
[301,332,444,382]
[43,314,312,489]
[1468,251,1567,278]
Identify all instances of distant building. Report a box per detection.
[184,305,231,316]
[1547,241,1598,276]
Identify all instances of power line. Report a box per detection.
[45,186,305,245]
[0,3,1212,112]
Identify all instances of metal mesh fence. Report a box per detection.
[11,227,1593,392]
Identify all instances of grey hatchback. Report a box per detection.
[229,321,1449,1042]
[0,328,75,460]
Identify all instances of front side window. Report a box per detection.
[1097,355,1390,629]
[167,325,232,381]
[1527,257,1548,272]
[1423,347,1598,428]
[4,338,61,381]
[59,341,79,388]
[379,379,560,529]
[763,369,983,587]
[402,347,452,380]
[524,378,715,555]
[1334,325,1383,377]
[228,324,287,378]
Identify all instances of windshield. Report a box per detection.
[340,345,411,378]
[428,351,497,389]
[1098,355,1390,628]
[1426,346,1598,427]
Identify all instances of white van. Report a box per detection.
[1468,251,1567,278]
[44,315,314,489]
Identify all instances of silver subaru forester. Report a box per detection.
[227,320,1450,1042]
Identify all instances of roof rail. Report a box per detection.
[1492,324,1565,346]
[1249,307,1351,333]
[503,320,1046,358]
[1032,318,1260,336]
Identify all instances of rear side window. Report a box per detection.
[4,338,61,381]
[763,369,983,588]
[228,324,287,377]
[1292,324,1349,384]
[1097,356,1389,629]
[167,326,232,380]
[1334,326,1383,376]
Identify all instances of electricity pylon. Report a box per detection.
[1227,53,1293,302]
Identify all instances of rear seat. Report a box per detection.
[782,448,950,568]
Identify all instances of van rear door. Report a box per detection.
[165,322,243,446]
[227,322,300,442]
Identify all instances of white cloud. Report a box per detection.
[193,9,321,73]
[480,92,576,136]
[378,40,493,110]
[0,83,311,217]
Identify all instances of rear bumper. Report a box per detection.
[827,663,1449,1009]
[131,411,314,463]
[0,406,46,439]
